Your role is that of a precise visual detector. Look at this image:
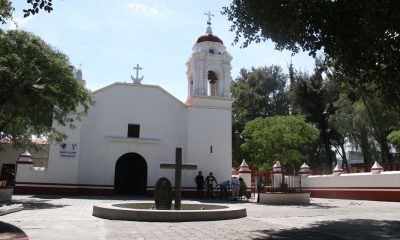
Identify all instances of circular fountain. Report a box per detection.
[93,202,246,222]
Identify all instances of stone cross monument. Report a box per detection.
[160,148,197,210]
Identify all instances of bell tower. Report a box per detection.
[185,12,233,186]
[186,12,232,103]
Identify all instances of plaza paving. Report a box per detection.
[1,194,400,240]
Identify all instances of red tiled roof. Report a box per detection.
[196,34,223,44]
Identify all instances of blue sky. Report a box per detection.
[4,0,315,101]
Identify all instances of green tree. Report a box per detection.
[0,29,92,149]
[241,115,319,171]
[289,61,339,168]
[387,131,400,149]
[222,0,400,110]
[231,65,289,164]
[0,0,53,24]
[330,94,380,166]
[328,72,400,165]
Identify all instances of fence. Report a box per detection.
[270,173,301,192]
[32,157,48,170]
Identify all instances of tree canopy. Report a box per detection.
[222,0,400,110]
[0,0,53,24]
[387,131,400,149]
[0,29,92,149]
[231,65,289,164]
[241,115,319,170]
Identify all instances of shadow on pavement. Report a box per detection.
[253,219,400,240]
[298,203,338,209]
[12,199,69,210]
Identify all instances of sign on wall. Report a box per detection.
[59,142,78,158]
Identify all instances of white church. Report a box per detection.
[12,18,234,196]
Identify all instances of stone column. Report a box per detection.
[223,63,231,97]
[299,162,312,178]
[370,161,384,174]
[195,61,204,95]
[238,159,251,188]
[15,150,34,193]
[332,163,344,176]
[271,161,283,188]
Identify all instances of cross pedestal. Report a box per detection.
[160,148,197,210]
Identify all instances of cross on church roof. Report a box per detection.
[204,10,214,25]
[131,63,144,84]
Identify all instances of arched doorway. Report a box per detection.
[114,153,147,195]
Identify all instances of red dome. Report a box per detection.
[196,34,223,44]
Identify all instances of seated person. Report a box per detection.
[219,180,230,200]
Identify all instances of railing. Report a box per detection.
[270,173,301,192]
[32,157,48,170]
[382,162,400,171]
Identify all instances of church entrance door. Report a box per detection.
[114,153,147,195]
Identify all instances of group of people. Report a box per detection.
[194,171,252,200]
[195,171,217,199]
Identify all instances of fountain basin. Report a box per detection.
[93,202,246,222]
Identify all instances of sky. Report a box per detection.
[3,0,315,102]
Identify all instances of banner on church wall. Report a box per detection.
[59,142,78,158]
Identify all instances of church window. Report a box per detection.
[127,124,140,138]
[210,145,213,153]
[209,49,215,54]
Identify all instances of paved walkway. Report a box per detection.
[1,195,400,239]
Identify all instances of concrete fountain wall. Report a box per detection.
[93,202,247,222]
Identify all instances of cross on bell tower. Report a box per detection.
[204,10,214,25]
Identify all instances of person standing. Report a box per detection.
[231,176,240,200]
[204,172,218,199]
[6,169,16,187]
[194,171,204,198]
[256,179,264,203]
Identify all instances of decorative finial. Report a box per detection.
[204,11,214,25]
[131,64,144,84]
[76,64,83,81]
[75,64,86,86]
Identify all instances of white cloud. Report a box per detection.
[8,16,33,30]
[148,7,159,15]
[127,3,147,13]
[127,3,170,15]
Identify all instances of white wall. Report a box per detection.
[187,96,233,184]
[78,83,188,187]
[302,171,400,188]
[17,117,82,184]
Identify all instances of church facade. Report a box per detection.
[13,21,233,196]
